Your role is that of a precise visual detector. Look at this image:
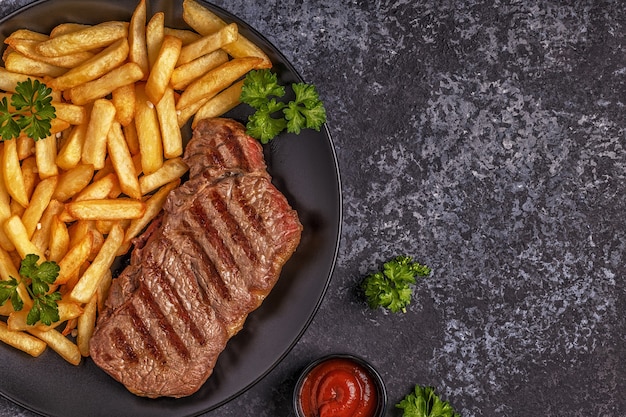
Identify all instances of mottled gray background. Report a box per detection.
[0,0,625,416]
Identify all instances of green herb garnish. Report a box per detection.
[0,78,56,141]
[396,385,460,417]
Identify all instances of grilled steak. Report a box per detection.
[89,118,303,398]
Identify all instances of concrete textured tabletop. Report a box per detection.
[0,0,625,416]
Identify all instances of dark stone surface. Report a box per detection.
[0,0,625,416]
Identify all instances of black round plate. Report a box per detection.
[0,1,342,416]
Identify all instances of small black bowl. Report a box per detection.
[292,353,387,417]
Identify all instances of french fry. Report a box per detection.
[48,215,70,263]
[36,21,128,57]
[82,99,116,170]
[193,79,243,127]
[49,23,91,37]
[0,322,46,357]
[124,178,179,246]
[123,120,141,156]
[2,138,29,207]
[177,96,209,127]
[53,102,88,125]
[70,224,124,304]
[163,27,201,45]
[21,176,58,239]
[145,35,182,104]
[0,246,31,309]
[0,148,15,252]
[49,38,129,91]
[0,67,43,93]
[4,51,67,78]
[128,0,149,78]
[56,231,94,285]
[5,37,94,68]
[182,0,271,67]
[28,328,81,365]
[16,135,35,161]
[107,121,141,199]
[156,87,183,158]
[177,22,238,66]
[65,199,146,221]
[175,57,263,111]
[5,29,48,41]
[69,62,144,105]
[139,157,188,195]
[111,83,136,126]
[35,134,59,179]
[96,268,112,314]
[52,163,95,202]
[56,122,88,170]
[134,83,163,174]
[146,12,165,68]
[169,49,229,91]
[31,199,65,253]
[4,215,46,261]
[68,221,103,262]
[74,173,117,202]
[8,300,83,332]
[77,294,97,357]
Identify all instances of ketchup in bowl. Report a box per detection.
[293,354,387,417]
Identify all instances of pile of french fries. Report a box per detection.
[0,0,271,365]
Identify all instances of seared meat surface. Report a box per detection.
[89,118,302,398]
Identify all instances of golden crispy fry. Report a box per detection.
[182,0,271,67]
[8,300,83,332]
[123,178,179,246]
[16,135,34,161]
[129,0,149,78]
[5,37,94,68]
[77,294,97,357]
[0,322,46,357]
[163,27,201,45]
[107,121,141,199]
[177,95,209,127]
[69,62,144,106]
[52,163,95,202]
[134,83,163,175]
[35,135,59,179]
[70,223,124,304]
[73,173,117,202]
[139,157,188,195]
[31,199,65,254]
[36,21,128,57]
[146,12,165,68]
[123,120,140,156]
[96,268,112,314]
[68,221,103,262]
[156,87,183,158]
[21,176,58,239]
[0,246,31,309]
[193,79,243,127]
[4,215,46,261]
[177,23,238,66]
[49,38,129,91]
[169,49,229,91]
[2,138,29,207]
[176,57,263,111]
[57,231,94,285]
[0,68,43,94]
[5,29,48,41]
[4,52,67,78]
[82,99,116,170]
[53,102,88,125]
[48,215,70,263]
[56,122,88,170]
[49,23,91,37]
[146,35,182,104]
[28,327,81,365]
[65,199,146,221]
[111,83,136,127]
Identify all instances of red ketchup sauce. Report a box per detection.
[297,357,379,417]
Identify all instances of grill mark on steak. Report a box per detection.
[188,200,239,275]
[224,129,250,172]
[127,301,165,364]
[209,188,259,264]
[233,185,269,239]
[112,327,138,364]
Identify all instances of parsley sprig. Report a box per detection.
[362,255,431,313]
[0,254,61,326]
[0,78,56,142]
[240,69,326,143]
[396,385,460,417]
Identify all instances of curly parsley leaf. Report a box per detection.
[0,78,56,142]
[240,69,326,142]
[0,277,23,312]
[362,255,431,313]
[396,385,460,417]
[2,254,61,326]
